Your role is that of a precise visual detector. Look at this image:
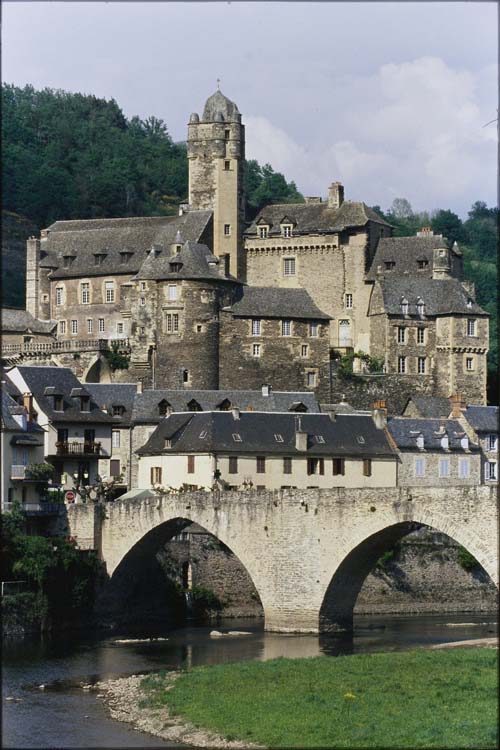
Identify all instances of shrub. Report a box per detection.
[457,546,479,571]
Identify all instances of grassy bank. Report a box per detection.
[140,648,498,748]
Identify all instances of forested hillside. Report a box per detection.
[373,199,498,402]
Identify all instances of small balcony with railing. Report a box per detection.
[54,441,103,457]
[10,465,27,480]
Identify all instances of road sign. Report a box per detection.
[65,490,75,503]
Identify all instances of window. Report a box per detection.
[301,344,309,358]
[87,319,93,334]
[465,357,474,371]
[98,318,105,334]
[315,435,325,444]
[70,320,78,335]
[182,369,189,383]
[168,285,177,301]
[417,259,429,269]
[251,319,261,336]
[259,226,268,239]
[486,434,497,452]
[166,314,179,333]
[332,458,345,476]
[414,458,426,477]
[252,344,261,357]
[225,129,230,140]
[398,356,406,374]
[228,457,238,474]
[309,322,319,337]
[81,283,90,304]
[256,456,266,473]
[458,458,470,478]
[385,261,395,270]
[417,327,425,344]
[467,319,476,336]
[283,457,292,475]
[282,225,292,238]
[59,320,66,334]
[54,396,64,412]
[158,400,171,416]
[112,405,125,416]
[416,299,425,316]
[439,458,450,477]
[187,455,195,474]
[345,293,353,309]
[110,459,121,477]
[140,282,146,291]
[80,396,90,413]
[274,434,284,443]
[486,461,497,481]
[282,319,291,336]
[363,459,372,477]
[283,257,296,276]
[112,430,121,449]
[94,253,105,266]
[397,327,406,344]
[140,327,145,335]
[232,433,242,442]
[105,281,115,303]
[306,371,317,387]
[307,458,324,475]
[224,160,230,171]
[150,467,162,485]
[224,224,231,236]
[56,287,64,306]
[400,298,409,315]
[417,357,426,375]
[116,322,124,335]
[139,297,146,307]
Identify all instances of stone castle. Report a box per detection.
[20,89,489,409]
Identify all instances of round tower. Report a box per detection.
[187,89,245,280]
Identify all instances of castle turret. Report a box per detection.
[187,89,245,280]
[432,246,451,279]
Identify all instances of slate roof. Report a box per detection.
[14,366,113,424]
[462,406,499,434]
[387,417,479,452]
[245,200,390,238]
[2,307,57,334]
[1,373,22,398]
[202,90,240,122]
[229,287,330,320]
[132,389,321,424]
[1,390,44,436]
[366,235,453,280]
[403,396,452,419]
[85,383,138,426]
[137,411,397,458]
[372,277,487,317]
[43,211,212,279]
[136,240,237,283]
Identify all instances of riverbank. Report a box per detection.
[96,644,498,748]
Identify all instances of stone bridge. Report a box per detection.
[65,485,498,633]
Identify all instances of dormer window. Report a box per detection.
[416,298,425,316]
[80,396,90,413]
[417,259,429,270]
[63,255,74,269]
[385,261,395,270]
[158,399,171,416]
[274,434,284,443]
[466,298,473,309]
[53,395,64,411]
[460,436,469,450]
[94,252,107,266]
[416,434,425,449]
[400,297,409,315]
[282,224,293,238]
[120,251,133,264]
[187,399,202,412]
[258,226,269,239]
[232,433,242,442]
[164,439,172,449]
[217,399,232,411]
[112,405,125,416]
[441,434,449,450]
[170,262,183,272]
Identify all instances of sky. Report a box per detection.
[2,1,498,217]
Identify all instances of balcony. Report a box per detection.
[11,465,27,480]
[1,338,130,358]
[55,441,102,457]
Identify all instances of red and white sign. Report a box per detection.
[65,490,76,503]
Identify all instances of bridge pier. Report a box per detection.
[263,606,322,634]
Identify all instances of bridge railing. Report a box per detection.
[1,338,130,356]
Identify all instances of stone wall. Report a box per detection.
[328,370,436,416]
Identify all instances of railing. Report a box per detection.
[1,338,130,356]
[55,441,102,456]
[10,465,27,480]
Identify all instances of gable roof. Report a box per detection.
[371,277,487,317]
[462,406,499,433]
[136,240,238,283]
[132,388,321,424]
[44,211,212,279]
[2,307,57,335]
[403,396,452,419]
[229,287,330,320]
[13,366,113,423]
[366,235,453,280]
[85,383,138,426]
[387,417,479,452]
[245,200,390,237]
[136,411,397,458]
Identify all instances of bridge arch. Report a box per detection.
[319,511,498,634]
[84,356,112,383]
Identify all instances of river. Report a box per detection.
[3,613,497,748]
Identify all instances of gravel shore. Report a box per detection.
[95,673,263,749]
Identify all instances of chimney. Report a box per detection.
[294,415,308,451]
[304,196,322,204]
[136,381,143,394]
[232,407,240,420]
[449,393,466,418]
[261,383,272,397]
[328,181,344,210]
[416,227,434,237]
[23,392,34,422]
[372,399,387,429]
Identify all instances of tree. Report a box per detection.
[431,209,464,245]
[245,160,303,219]
[388,198,413,219]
